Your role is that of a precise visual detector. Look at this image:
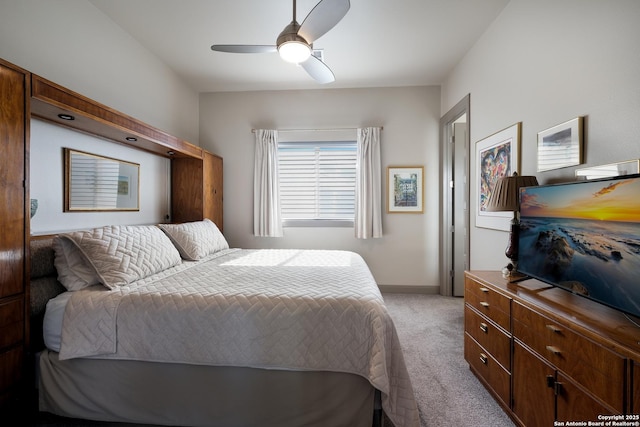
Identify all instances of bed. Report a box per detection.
[30,219,419,427]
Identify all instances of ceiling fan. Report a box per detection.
[211,0,350,84]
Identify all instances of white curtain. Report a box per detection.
[253,129,283,237]
[355,127,383,239]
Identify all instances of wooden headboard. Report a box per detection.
[28,73,223,233]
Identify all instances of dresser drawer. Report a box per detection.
[0,346,23,394]
[0,297,24,349]
[513,301,625,411]
[465,277,511,331]
[464,304,511,371]
[464,333,510,407]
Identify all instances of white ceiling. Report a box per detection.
[89,0,509,93]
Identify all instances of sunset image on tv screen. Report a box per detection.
[518,175,640,318]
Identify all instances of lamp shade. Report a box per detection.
[486,172,539,212]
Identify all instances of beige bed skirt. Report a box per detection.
[39,350,377,427]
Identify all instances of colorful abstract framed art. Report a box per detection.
[475,122,521,231]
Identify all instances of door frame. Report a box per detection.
[439,94,470,296]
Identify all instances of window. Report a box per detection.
[278,140,357,227]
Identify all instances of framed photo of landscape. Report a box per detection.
[387,166,424,213]
[537,116,583,172]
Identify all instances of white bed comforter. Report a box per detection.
[59,248,419,427]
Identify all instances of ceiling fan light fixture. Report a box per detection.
[211,0,350,82]
[278,40,311,63]
[277,21,311,64]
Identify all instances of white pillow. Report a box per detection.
[52,236,101,291]
[158,219,229,261]
[59,225,182,289]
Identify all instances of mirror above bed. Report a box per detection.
[64,148,140,211]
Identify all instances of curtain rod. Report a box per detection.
[251,126,383,133]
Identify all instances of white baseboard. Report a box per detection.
[378,285,440,294]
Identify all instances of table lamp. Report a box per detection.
[486,172,538,279]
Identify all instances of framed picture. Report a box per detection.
[537,116,583,172]
[387,166,424,213]
[475,122,521,231]
[64,148,140,212]
[575,159,639,180]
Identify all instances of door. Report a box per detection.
[0,58,28,408]
[439,95,470,296]
[512,340,556,427]
[556,372,617,423]
[452,121,468,296]
[0,61,27,299]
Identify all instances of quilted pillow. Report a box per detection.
[158,219,229,261]
[58,225,182,289]
[52,236,101,291]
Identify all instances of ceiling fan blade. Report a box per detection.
[211,45,277,54]
[298,0,350,44]
[300,54,335,84]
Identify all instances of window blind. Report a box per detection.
[278,141,356,224]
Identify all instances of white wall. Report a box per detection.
[441,0,640,270]
[30,120,171,235]
[199,86,441,290]
[0,0,199,144]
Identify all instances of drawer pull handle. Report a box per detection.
[546,345,562,355]
[546,375,555,388]
[479,353,488,365]
[479,323,488,333]
[554,382,563,396]
[479,287,489,293]
[479,301,490,308]
[546,324,562,333]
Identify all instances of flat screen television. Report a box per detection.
[517,173,640,319]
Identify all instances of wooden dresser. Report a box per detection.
[0,59,29,409]
[465,270,640,427]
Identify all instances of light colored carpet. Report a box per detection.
[381,293,515,427]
